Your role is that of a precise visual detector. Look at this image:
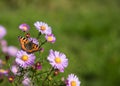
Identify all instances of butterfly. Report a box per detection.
[18,36,40,53]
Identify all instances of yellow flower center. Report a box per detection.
[47,36,53,41]
[9,77,13,81]
[71,81,76,86]
[55,57,61,64]
[23,26,27,31]
[21,55,28,61]
[0,29,3,33]
[0,69,5,73]
[40,26,46,31]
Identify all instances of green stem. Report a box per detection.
[37,32,41,39]
[42,67,54,86]
[31,70,36,81]
[14,80,18,86]
[35,71,49,76]
[40,40,47,47]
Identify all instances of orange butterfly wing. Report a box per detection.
[27,43,40,53]
[18,36,40,53]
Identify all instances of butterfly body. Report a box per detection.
[18,36,40,53]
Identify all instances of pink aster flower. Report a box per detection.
[0,69,9,76]
[15,50,36,68]
[47,49,68,72]
[0,25,6,39]
[1,46,8,53]
[45,34,56,43]
[28,37,39,45]
[7,46,18,57]
[19,23,30,32]
[0,39,7,46]
[66,74,81,86]
[22,77,31,86]
[10,65,20,75]
[0,40,8,53]
[34,21,52,35]
[1,47,7,54]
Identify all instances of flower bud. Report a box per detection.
[48,76,52,81]
[8,76,14,83]
[54,69,59,76]
[35,62,42,70]
[61,77,65,82]
[5,55,10,61]
[40,48,44,53]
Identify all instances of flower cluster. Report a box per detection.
[0,21,81,86]
[0,25,18,83]
[0,26,18,57]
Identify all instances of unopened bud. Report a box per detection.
[48,76,52,81]
[35,62,42,70]
[54,69,59,76]
[8,76,14,83]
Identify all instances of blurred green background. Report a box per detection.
[0,0,120,86]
